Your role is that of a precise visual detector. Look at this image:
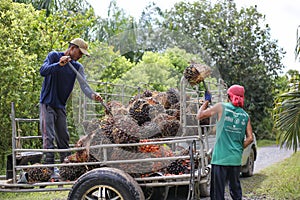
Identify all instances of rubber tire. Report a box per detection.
[242,148,255,177]
[200,174,211,197]
[143,186,167,200]
[68,167,145,200]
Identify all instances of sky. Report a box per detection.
[86,0,300,73]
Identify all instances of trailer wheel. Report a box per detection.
[143,186,167,200]
[68,167,145,200]
[199,173,211,197]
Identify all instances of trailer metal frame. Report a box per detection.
[1,77,227,200]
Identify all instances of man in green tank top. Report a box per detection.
[197,85,253,200]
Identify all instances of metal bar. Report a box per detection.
[15,136,42,140]
[0,187,71,193]
[10,102,17,184]
[14,118,39,122]
[15,137,200,153]
[15,155,191,170]
[138,181,190,187]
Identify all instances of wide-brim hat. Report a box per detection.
[70,38,90,56]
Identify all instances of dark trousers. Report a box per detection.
[210,164,242,200]
[40,104,71,164]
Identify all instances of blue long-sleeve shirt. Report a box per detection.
[40,51,94,109]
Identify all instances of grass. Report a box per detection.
[0,190,69,200]
[241,151,300,199]
[256,139,277,147]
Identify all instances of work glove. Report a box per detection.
[205,90,212,103]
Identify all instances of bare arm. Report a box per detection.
[197,101,223,121]
[244,118,254,148]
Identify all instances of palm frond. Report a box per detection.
[274,91,300,152]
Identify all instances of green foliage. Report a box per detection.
[256,139,277,147]
[163,0,285,138]
[92,0,136,42]
[0,1,44,168]
[13,0,94,16]
[82,42,135,82]
[273,71,300,152]
[0,0,96,169]
[115,51,180,91]
[273,90,300,152]
[39,8,96,54]
[163,47,203,74]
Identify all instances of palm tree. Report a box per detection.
[273,29,300,152]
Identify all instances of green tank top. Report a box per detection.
[211,102,249,166]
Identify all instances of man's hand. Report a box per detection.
[59,55,72,66]
[92,93,103,102]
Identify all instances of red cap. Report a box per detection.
[227,85,245,107]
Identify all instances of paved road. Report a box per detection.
[254,145,295,173]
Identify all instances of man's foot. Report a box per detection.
[49,168,60,182]
[50,172,60,182]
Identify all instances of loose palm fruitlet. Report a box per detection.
[183,63,211,86]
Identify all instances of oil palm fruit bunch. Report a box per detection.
[129,99,151,125]
[107,100,129,116]
[59,164,87,181]
[139,121,161,139]
[113,115,141,139]
[26,164,52,182]
[89,132,113,162]
[111,127,140,152]
[166,159,190,175]
[153,114,180,137]
[142,90,153,97]
[166,88,180,109]
[148,103,166,120]
[183,63,211,86]
[109,147,152,177]
[60,153,88,181]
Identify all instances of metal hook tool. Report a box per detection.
[67,59,113,116]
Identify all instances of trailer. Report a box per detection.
[1,74,228,200]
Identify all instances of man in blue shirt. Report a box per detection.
[39,38,102,180]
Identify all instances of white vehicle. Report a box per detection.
[241,133,257,177]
